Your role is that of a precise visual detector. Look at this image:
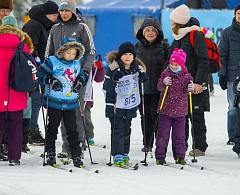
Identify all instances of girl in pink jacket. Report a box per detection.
[0,16,34,165]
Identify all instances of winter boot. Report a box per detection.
[0,153,8,161]
[9,159,20,166]
[189,149,205,157]
[156,157,166,165]
[72,156,83,168]
[57,150,71,158]
[113,154,124,166]
[87,138,94,146]
[141,146,152,153]
[227,138,234,145]
[175,157,186,165]
[46,151,56,166]
[22,144,30,153]
[28,128,45,145]
[2,144,8,156]
[123,153,130,163]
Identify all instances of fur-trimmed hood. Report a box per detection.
[57,41,85,61]
[106,50,146,72]
[0,25,34,53]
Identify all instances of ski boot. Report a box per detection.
[22,144,30,153]
[28,128,45,145]
[46,150,56,166]
[123,153,130,163]
[72,156,83,168]
[0,153,8,161]
[113,154,124,166]
[156,157,166,165]
[175,157,186,165]
[9,159,20,166]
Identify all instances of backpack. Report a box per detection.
[190,30,221,74]
[8,42,40,92]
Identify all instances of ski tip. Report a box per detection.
[201,167,204,170]
[103,145,106,148]
[95,170,99,173]
[180,166,184,170]
[69,169,73,173]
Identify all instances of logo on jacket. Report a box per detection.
[72,32,76,36]
[56,66,64,71]
[28,60,38,81]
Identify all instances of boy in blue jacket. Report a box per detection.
[40,37,86,167]
[103,42,148,166]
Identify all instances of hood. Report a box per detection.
[231,17,240,33]
[182,17,200,28]
[0,25,34,53]
[106,50,146,72]
[136,18,164,44]
[57,38,85,61]
[29,4,54,30]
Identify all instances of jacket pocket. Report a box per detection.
[229,36,240,50]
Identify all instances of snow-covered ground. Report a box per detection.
[1,83,240,195]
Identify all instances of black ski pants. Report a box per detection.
[138,93,160,148]
[46,107,81,156]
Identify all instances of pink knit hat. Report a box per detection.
[169,48,187,71]
[170,4,190,25]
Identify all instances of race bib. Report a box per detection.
[116,72,140,109]
[84,71,93,101]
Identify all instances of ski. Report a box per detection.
[111,163,139,170]
[49,164,99,173]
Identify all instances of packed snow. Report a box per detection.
[0,83,240,195]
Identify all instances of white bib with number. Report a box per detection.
[84,71,93,101]
[116,72,140,109]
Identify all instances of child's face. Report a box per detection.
[120,53,134,66]
[64,48,77,61]
[170,62,180,70]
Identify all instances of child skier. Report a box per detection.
[40,37,86,167]
[155,48,194,165]
[103,42,148,166]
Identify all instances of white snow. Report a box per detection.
[1,83,240,195]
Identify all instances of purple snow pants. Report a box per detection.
[0,110,23,160]
[155,114,185,159]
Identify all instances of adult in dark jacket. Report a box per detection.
[218,4,240,145]
[22,0,59,147]
[167,5,210,157]
[135,18,170,152]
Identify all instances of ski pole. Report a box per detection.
[77,92,98,165]
[83,67,98,109]
[107,69,120,166]
[189,91,197,163]
[141,85,169,164]
[141,81,148,166]
[43,84,50,166]
[39,85,46,130]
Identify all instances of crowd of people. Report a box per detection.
[0,0,240,167]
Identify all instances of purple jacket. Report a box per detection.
[157,66,193,118]
[86,67,105,106]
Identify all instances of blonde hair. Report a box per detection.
[172,23,182,35]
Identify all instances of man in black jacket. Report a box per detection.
[22,0,59,147]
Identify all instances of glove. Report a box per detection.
[73,77,84,93]
[45,74,62,91]
[219,76,227,90]
[163,76,172,86]
[139,72,148,82]
[83,70,90,84]
[35,57,41,66]
[188,81,195,92]
[95,61,102,69]
[112,70,124,82]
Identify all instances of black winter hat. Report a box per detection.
[43,0,59,15]
[235,3,240,15]
[117,42,136,59]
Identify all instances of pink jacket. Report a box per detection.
[0,26,34,111]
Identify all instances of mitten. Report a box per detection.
[95,61,102,69]
[139,72,148,82]
[163,76,172,85]
[188,81,195,92]
[219,75,227,90]
[73,77,84,93]
[45,74,62,91]
[112,70,124,82]
[35,57,41,66]
[83,70,90,84]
